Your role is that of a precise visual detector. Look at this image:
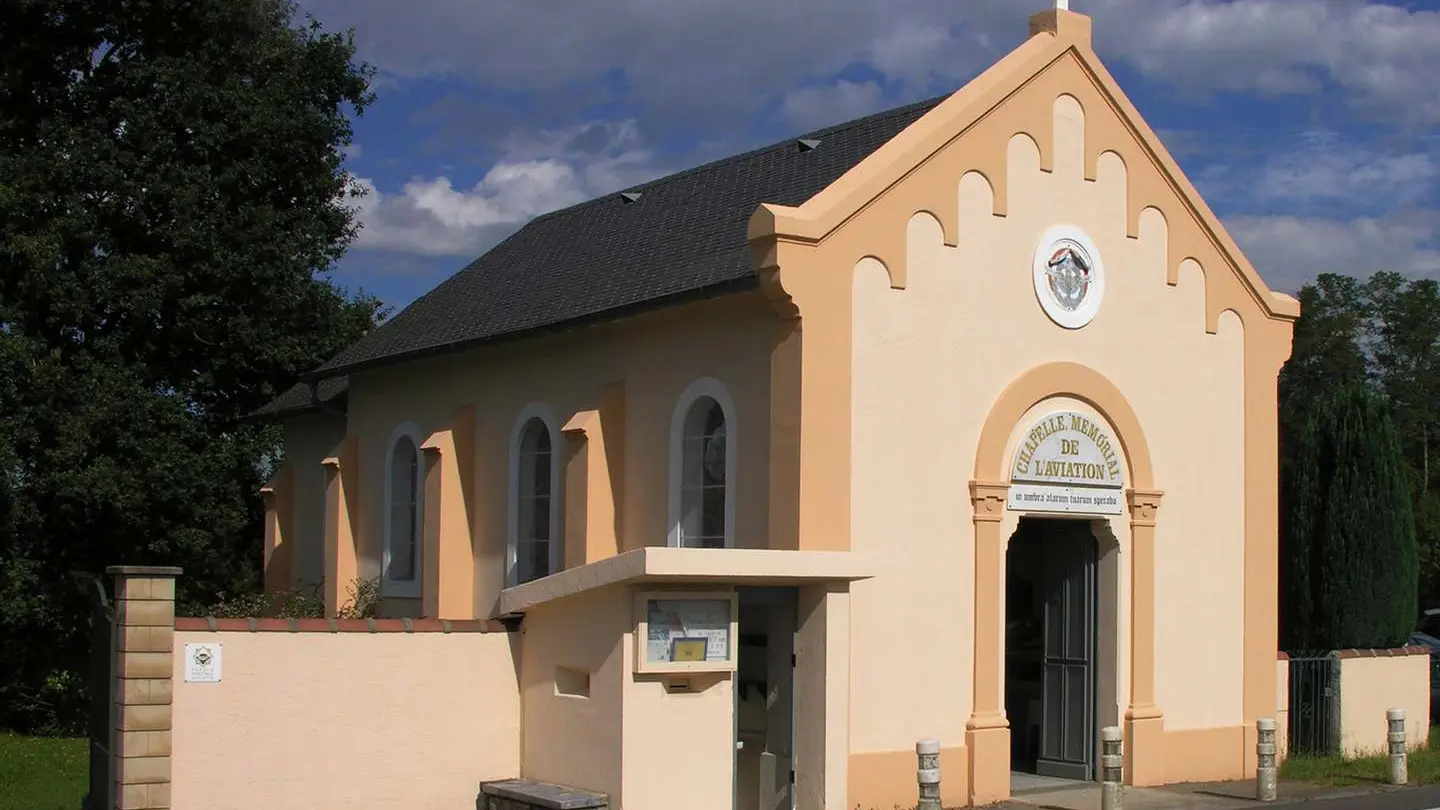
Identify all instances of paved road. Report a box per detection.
[996,782,1440,810]
[1293,786,1440,810]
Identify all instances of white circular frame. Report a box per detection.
[1032,223,1105,330]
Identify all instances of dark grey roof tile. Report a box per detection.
[247,377,349,420]
[308,93,947,378]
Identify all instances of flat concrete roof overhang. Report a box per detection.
[494,547,873,617]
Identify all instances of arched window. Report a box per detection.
[668,379,737,549]
[383,423,424,598]
[508,405,562,586]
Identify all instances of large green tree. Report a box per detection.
[1362,274,1440,610]
[1279,383,1419,651]
[1278,273,1371,415]
[1364,273,1440,493]
[1280,272,1440,615]
[0,0,384,732]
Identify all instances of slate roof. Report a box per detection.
[247,376,348,420]
[257,91,950,419]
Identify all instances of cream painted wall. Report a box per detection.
[519,587,628,800]
[621,629,736,810]
[1276,658,1290,763]
[1338,654,1430,758]
[520,584,737,810]
[171,629,520,810]
[334,292,775,618]
[282,412,346,591]
[849,92,1248,757]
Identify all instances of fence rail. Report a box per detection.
[1287,654,1341,757]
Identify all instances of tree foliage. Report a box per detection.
[1279,383,1418,651]
[1278,271,1440,651]
[0,0,384,732]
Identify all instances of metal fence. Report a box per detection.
[83,580,116,810]
[1287,654,1341,757]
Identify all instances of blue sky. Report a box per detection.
[295,0,1440,311]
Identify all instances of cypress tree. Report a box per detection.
[1279,399,1322,651]
[1280,383,1419,651]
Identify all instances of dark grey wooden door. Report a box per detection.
[1036,520,1098,781]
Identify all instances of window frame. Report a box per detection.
[667,377,738,550]
[506,403,564,587]
[381,421,426,599]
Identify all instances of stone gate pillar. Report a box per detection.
[108,565,182,810]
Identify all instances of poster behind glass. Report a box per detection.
[644,598,731,664]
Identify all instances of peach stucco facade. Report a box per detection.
[170,627,520,810]
[267,412,345,592]
[252,8,1305,810]
[347,291,777,619]
[844,60,1261,805]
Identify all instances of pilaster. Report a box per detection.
[966,481,1011,806]
[321,436,360,616]
[260,464,294,594]
[1125,489,1165,785]
[422,407,477,619]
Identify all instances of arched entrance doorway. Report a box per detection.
[965,362,1164,807]
[1001,404,1124,788]
[1005,516,1102,782]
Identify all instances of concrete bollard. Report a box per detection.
[917,738,941,810]
[1101,726,1124,810]
[1256,718,1278,802]
[1388,708,1408,786]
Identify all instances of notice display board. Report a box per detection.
[634,590,738,674]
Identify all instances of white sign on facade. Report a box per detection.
[1008,483,1124,515]
[183,642,222,683]
[644,597,732,664]
[1007,410,1125,515]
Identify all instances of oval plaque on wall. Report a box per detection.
[1008,410,1125,515]
[1033,224,1105,330]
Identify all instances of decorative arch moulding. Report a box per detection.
[974,362,1155,491]
[745,27,1299,330]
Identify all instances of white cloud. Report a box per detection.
[306,0,1440,280]
[347,120,667,257]
[1098,0,1440,125]
[1195,131,1439,212]
[867,21,962,82]
[780,80,887,131]
[296,0,1010,134]
[299,0,1440,132]
[1227,211,1440,294]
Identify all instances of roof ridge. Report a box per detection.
[521,91,953,229]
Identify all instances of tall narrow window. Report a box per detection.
[515,417,555,584]
[669,379,736,549]
[384,426,423,598]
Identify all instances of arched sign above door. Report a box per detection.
[1007,410,1125,515]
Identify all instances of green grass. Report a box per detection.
[1281,726,1440,787]
[0,733,88,810]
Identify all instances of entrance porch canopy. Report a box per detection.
[495,547,872,616]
